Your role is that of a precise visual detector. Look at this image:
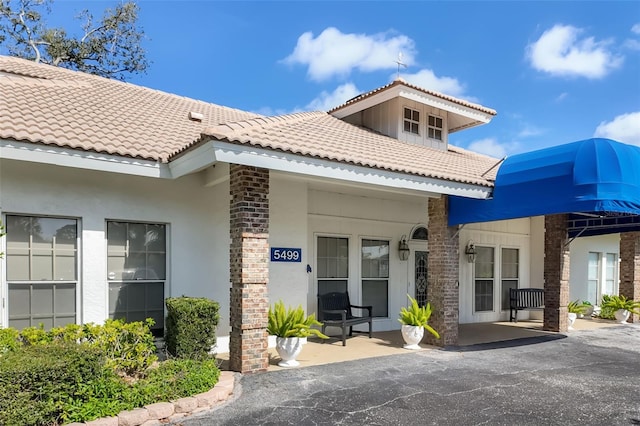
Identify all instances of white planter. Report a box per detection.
[275,337,304,367]
[567,312,577,330]
[614,309,631,324]
[401,324,424,350]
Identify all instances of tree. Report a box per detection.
[0,0,148,80]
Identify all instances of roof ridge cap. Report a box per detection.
[203,111,327,140]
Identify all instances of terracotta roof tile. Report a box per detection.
[329,78,497,116]
[0,56,261,162]
[199,111,499,187]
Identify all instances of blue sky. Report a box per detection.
[45,1,640,157]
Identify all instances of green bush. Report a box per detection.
[0,327,20,355]
[165,297,220,359]
[0,343,105,426]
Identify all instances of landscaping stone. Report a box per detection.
[117,408,149,426]
[173,396,198,413]
[84,416,119,426]
[144,402,174,420]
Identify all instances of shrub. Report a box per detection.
[0,327,20,355]
[0,343,105,426]
[82,318,158,376]
[165,297,220,359]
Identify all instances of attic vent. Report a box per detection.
[189,111,204,121]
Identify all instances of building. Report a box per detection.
[1,55,638,373]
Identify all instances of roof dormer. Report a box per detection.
[328,79,496,151]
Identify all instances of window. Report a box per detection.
[107,221,166,336]
[317,236,348,295]
[5,215,78,329]
[403,107,420,135]
[587,252,599,304]
[361,239,389,317]
[604,253,618,295]
[501,248,519,311]
[411,226,428,241]
[474,246,494,312]
[427,115,443,140]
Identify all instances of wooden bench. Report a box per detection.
[317,291,373,346]
[509,288,545,322]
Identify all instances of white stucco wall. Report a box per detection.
[458,218,531,323]
[0,159,231,335]
[569,233,620,304]
[307,189,430,332]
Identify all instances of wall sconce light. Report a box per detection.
[398,235,410,261]
[465,240,477,263]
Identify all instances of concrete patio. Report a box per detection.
[217,317,619,372]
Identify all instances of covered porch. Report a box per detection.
[218,318,618,371]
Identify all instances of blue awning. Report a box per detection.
[449,138,640,233]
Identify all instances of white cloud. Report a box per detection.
[467,138,519,158]
[401,69,466,98]
[632,23,640,34]
[282,27,416,81]
[555,92,568,102]
[304,83,361,111]
[594,112,640,146]
[526,24,623,79]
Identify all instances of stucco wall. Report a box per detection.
[0,159,230,334]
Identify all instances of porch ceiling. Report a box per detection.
[448,138,640,237]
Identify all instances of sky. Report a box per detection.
[35,1,640,157]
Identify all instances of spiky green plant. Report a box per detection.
[398,295,440,339]
[267,301,329,339]
[567,300,587,314]
[601,295,640,315]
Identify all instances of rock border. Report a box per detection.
[67,371,236,426]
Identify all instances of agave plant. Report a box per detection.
[398,295,440,339]
[267,300,329,339]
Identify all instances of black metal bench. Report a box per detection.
[509,288,545,322]
[317,291,372,346]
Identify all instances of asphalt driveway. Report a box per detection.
[175,325,640,426]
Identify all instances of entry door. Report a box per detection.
[414,251,428,307]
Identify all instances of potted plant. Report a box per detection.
[600,295,640,324]
[267,300,328,367]
[567,300,586,329]
[398,295,440,350]
[581,300,594,317]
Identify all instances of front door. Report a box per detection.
[414,251,428,306]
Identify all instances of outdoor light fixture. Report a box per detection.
[465,240,477,263]
[398,235,410,261]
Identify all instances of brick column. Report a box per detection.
[619,231,640,323]
[228,164,269,373]
[543,214,570,332]
[426,196,459,346]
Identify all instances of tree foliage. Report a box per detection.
[0,0,149,80]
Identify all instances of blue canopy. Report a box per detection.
[449,138,640,234]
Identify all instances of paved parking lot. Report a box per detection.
[176,324,640,426]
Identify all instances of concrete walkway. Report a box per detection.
[181,321,640,426]
[216,317,618,372]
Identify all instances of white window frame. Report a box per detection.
[427,114,443,141]
[360,237,390,318]
[473,245,495,313]
[315,234,350,296]
[3,214,80,329]
[106,220,168,335]
[500,247,520,312]
[403,107,420,135]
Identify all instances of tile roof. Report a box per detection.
[198,112,500,187]
[329,78,497,117]
[0,55,261,162]
[0,55,499,187]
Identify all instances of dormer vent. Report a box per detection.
[189,111,204,122]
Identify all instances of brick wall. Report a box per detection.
[543,214,569,332]
[228,164,270,373]
[619,231,640,323]
[426,196,459,346]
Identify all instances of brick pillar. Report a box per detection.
[543,214,570,332]
[229,164,269,373]
[619,231,640,323]
[426,196,459,346]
